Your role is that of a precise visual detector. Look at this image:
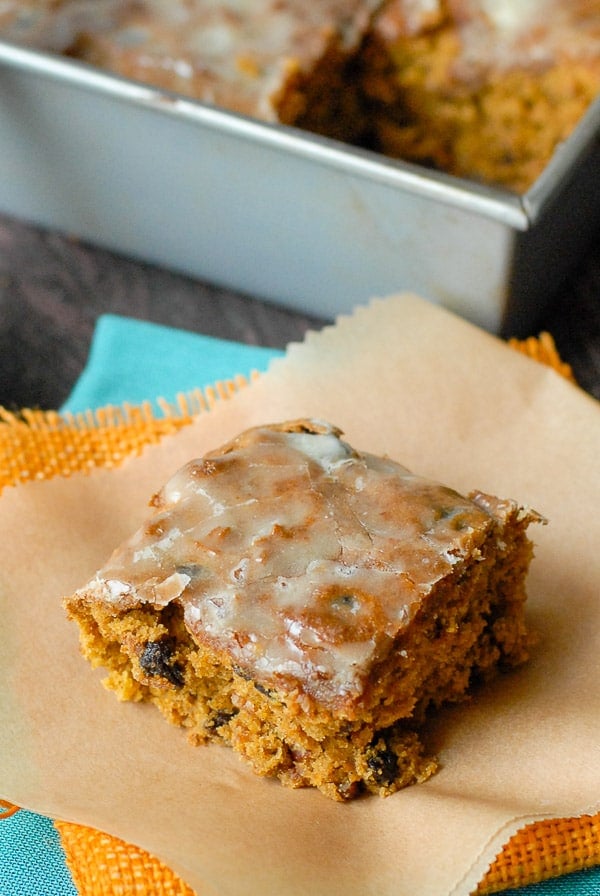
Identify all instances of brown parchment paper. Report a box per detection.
[1,293,599,896]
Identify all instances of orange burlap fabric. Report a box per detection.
[1,336,598,895]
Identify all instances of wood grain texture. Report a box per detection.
[1,212,599,409]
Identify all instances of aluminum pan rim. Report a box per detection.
[1,38,599,230]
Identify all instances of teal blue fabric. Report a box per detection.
[0,809,77,896]
[504,868,600,895]
[63,314,283,415]
[2,314,597,895]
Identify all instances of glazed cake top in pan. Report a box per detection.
[374,0,600,80]
[73,420,527,706]
[0,0,382,120]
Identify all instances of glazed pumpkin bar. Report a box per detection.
[360,0,600,192]
[64,419,541,800]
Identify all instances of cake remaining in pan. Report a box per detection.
[0,0,382,143]
[64,419,542,800]
[1,1,599,191]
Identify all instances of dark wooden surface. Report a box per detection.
[1,211,599,411]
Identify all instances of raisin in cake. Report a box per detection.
[64,419,542,800]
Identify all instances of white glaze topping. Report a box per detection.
[0,0,124,52]
[80,420,509,705]
[375,0,600,80]
[0,0,381,120]
[3,1,599,114]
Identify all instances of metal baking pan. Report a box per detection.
[1,38,600,336]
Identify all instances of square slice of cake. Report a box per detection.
[64,419,542,800]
